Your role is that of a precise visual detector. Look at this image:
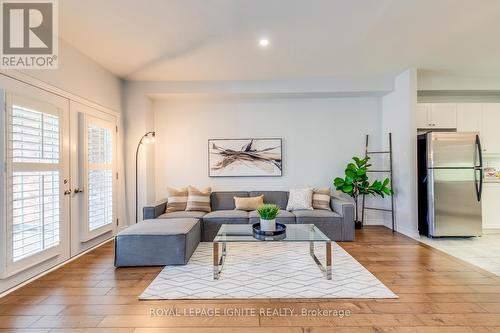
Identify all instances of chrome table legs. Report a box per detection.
[310,240,332,280]
[213,241,226,280]
[213,241,332,280]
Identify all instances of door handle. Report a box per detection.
[64,189,72,195]
[475,135,483,201]
[74,187,84,194]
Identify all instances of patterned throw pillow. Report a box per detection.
[312,188,332,210]
[185,186,212,212]
[286,188,313,211]
[234,195,264,211]
[165,187,188,213]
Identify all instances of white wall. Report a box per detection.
[382,69,418,236]
[152,96,391,224]
[13,39,123,112]
[122,81,155,225]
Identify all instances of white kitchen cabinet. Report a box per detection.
[481,104,500,154]
[430,103,457,128]
[416,104,431,128]
[416,103,457,129]
[456,103,482,132]
[482,183,500,230]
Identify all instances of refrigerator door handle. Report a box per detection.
[474,134,483,202]
[474,167,482,202]
[476,134,483,168]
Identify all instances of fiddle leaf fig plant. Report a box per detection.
[334,156,393,226]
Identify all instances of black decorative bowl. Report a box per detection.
[252,222,286,239]
[252,232,286,241]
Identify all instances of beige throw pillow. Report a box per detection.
[312,188,332,210]
[234,195,264,211]
[185,186,212,212]
[165,187,188,213]
[286,188,313,211]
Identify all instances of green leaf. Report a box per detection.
[345,176,353,185]
[334,177,344,187]
[345,169,355,178]
[342,184,353,193]
[383,178,390,186]
[256,204,280,220]
[371,181,383,190]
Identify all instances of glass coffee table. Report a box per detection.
[213,224,332,280]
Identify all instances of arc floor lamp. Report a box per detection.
[135,131,155,223]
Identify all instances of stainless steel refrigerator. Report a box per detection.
[417,132,483,237]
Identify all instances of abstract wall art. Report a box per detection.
[208,138,282,177]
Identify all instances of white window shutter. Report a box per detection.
[7,104,61,262]
[81,116,114,238]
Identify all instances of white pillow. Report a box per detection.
[286,188,314,211]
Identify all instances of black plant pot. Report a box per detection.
[353,197,363,229]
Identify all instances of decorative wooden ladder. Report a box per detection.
[360,133,395,232]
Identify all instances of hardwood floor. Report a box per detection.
[1,226,500,332]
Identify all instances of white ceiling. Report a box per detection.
[60,0,500,81]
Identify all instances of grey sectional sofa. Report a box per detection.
[143,191,355,241]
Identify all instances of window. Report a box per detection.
[82,117,114,238]
[7,102,61,263]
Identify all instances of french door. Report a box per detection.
[3,83,70,276]
[1,78,117,282]
[70,102,117,256]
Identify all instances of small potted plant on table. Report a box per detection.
[256,204,280,231]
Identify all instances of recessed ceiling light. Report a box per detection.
[259,38,270,48]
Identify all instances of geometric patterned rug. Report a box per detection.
[140,242,397,299]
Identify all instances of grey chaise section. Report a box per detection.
[143,191,355,242]
[114,218,201,267]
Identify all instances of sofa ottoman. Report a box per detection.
[114,218,201,267]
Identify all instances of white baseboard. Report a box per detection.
[395,225,420,239]
[483,228,500,234]
[362,218,386,226]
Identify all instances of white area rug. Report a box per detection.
[140,242,397,299]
